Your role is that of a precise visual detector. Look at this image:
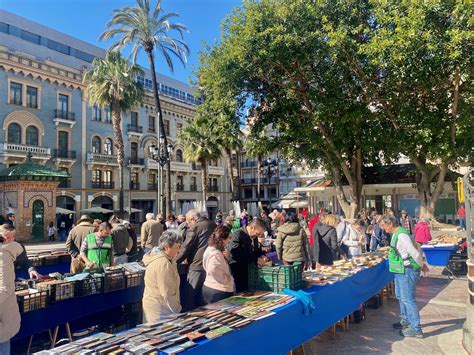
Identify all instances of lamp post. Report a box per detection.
[148,135,173,216]
[264,158,278,212]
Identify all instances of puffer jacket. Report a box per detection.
[0,241,23,343]
[314,223,338,265]
[276,222,310,263]
[414,221,432,244]
[142,249,181,323]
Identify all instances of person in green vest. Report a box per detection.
[80,222,114,269]
[381,214,426,338]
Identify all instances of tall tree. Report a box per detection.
[101,0,189,216]
[319,0,473,218]
[178,117,222,206]
[83,51,144,213]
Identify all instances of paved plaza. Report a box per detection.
[307,276,467,355]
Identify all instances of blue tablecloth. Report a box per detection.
[186,261,393,355]
[13,285,144,340]
[16,262,71,280]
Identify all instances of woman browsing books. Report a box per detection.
[202,225,235,304]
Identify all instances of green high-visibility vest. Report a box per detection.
[86,233,112,268]
[388,227,420,273]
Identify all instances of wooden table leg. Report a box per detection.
[66,322,73,342]
[27,335,33,355]
[288,344,306,355]
[51,326,59,348]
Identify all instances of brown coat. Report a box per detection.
[140,219,163,249]
[142,251,181,323]
[65,221,95,273]
[0,241,23,342]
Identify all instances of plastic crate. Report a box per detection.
[76,275,104,296]
[58,254,71,264]
[104,270,126,293]
[41,256,60,266]
[16,289,48,313]
[125,272,144,288]
[421,246,458,266]
[37,280,75,302]
[249,262,303,293]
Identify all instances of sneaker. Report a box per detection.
[392,321,409,329]
[399,327,424,338]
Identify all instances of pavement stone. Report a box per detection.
[305,277,467,355]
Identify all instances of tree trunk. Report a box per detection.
[111,103,125,213]
[200,158,208,209]
[166,160,172,216]
[257,157,262,209]
[225,148,236,199]
[146,50,171,217]
[331,167,358,219]
[415,164,448,220]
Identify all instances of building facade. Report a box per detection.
[0,10,232,224]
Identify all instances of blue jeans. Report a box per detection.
[60,230,67,241]
[459,218,466,230]
[394,267,421,331]
[0,340,10,355]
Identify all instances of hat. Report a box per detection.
[401,210,407,214]
[122,220,131,226]
[77,214,92,223]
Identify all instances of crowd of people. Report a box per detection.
[0,204,460,351]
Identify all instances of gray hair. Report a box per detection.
[381,214,399,227]
[157,230,183,251]
[185,209,200,222]
[145,213,155,221]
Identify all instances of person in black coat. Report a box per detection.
[123,221,138,262]
[313,215,341,265]
[226,218,268,293]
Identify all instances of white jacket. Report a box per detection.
[0,241,23,343]
[342,226,362,257]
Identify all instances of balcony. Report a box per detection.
[91,181,115,189]
[87,153,119,166]
[127,124,143,137]
[208,185,219,192]
[241,178,257,185]
[130,182,140,190]
[129,157,145,166]
[208,166,224,175]
[148,183,158,190]
[176,184,184,191]
[53,149,76,162]
[189,185,198,192]
[241,161,258,168]
[0,143,51,162]
[241,177,278,185]
[54,109,76,128]
[171,161,191,172]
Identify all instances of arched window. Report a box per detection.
[176,149,183,162]
[104,138,113,155]
[25,126,39,146]
[7,123,21,144]
[92,136,101,153]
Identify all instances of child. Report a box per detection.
[48,221,57,241]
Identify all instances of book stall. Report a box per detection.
[421,234,467,277]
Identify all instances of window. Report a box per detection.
[148,173,157,184]
[58,94,69,112]
[175,149,183,162]
[26,86,38,108]
[47,39,70,55]
[164,119,170,136]
[244,189,253,199]
[7,123,21,144]
[104,170,112,183]
[92,136,101,153]
[93,104,101,121]
[58,131,69,155]
[131,112,138,127]
[131,142,138,160]
[10,82,22,105]
[74,49,94,63]
[104,106,111,123]
[92,169,101,183]
[131,172,139,183]
[58,167,70,188]
[176,122,182,134]
[148,116,155,132]
[25,126,39,146]
[104,138,113,155]
[0,22,9,34]
[191,176,197,190]
[21,30,40,45]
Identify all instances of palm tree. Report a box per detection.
[179,117,221,206]
[100,0,189,217]
[83,51,144,214]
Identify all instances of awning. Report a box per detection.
[80,207,114,214]
[56,207,76,214]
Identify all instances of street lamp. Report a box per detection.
[148,135,174,215]
[264,158,278,211]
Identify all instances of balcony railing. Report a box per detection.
[130,182,140,190]
[53,149,76,160]
[0,143,51,158]
[208,166,225,175]
[148,183,158,190]
[58,180,71,188]
[189,185,198,192]
[87,153,118,165]
[54,109,76,121]
[241,161,258,168]
[129,157,145,165]
[176,184,184,191]
[92,181,115,189]
[127,124,143,134]
[241,177,278,184]
[207,185,219,192]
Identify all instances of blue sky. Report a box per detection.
[1,0,242,84]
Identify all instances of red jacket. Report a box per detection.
[414,221,431,244]
[308,216,319,246]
